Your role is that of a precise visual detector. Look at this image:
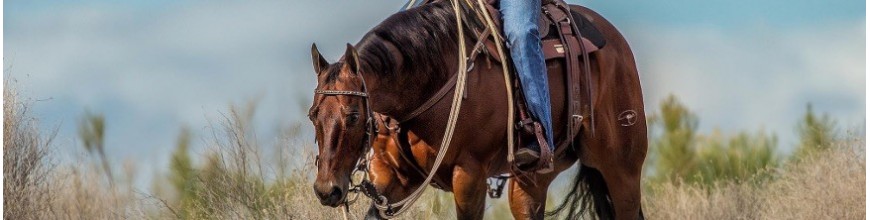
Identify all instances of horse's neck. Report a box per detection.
[360,56,454,120]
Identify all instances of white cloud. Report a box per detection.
[628,21,865,150]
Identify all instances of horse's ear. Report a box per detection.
[311,43,329,75]
[343,43,360,74]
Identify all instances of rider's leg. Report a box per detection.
[500,0,555,171]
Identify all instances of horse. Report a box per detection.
[307,1,647,219]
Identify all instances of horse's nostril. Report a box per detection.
[330,186,342,198]
[315,183,345,207]
[327,186,344,206]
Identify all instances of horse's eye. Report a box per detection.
[346,112,360,125]
[307,111,317,122]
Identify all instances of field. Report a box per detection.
[643,140,864,219]
[4,82,865,219]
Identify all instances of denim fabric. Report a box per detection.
[500,0,555,151]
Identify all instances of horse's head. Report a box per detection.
[308,43,373,207]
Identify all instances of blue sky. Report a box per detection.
[4,0,865,189]
[585,0,864,27]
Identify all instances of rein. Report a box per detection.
[365,0,470,218]
[314,1,513,218]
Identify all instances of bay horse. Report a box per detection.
[308,1,647,219]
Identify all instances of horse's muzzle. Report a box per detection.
[313,182,345,207]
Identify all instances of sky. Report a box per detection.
[4,0,865,189]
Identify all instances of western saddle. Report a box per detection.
[473,0,606,161]
[382,0,606,181]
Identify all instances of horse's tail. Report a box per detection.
[546,163,614,219]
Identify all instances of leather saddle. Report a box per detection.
[471,0,605,155]
[388,0,606,174]
[481,0,605,58]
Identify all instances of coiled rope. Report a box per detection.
[370,0,469,218]
[367,0,515,218]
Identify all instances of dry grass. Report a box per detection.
[760,140,865,219]
[4,80,864,219]
[43,165,149,219]
[4,80,152,219]
[643,140,865,220]
[3,82,453,219]
[4,80,55,219]
[145,102,452,219]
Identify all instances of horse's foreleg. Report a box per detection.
[507,173,558,220]
[452,163,487,220]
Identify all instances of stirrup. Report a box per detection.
[513,122,555,174]
[533,122,554,174]
[514,148,540,169]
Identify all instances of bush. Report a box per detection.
[4,79,55,219]
[644,139,864,219]
[793,104,837,160]
[153,101,459,219]
[646,95,779,185]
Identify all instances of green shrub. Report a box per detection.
[646,95,780,186]
[793,104,837,160]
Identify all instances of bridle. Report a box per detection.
[310,0,477,215]
[311,71,378,167]
[310,70,382,211]
[309,0,478,217]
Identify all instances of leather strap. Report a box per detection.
[394,26,491,123]
[542,0,588,148]
[564,20,584,139]
[566,3,596,136]
[395,72,458,123]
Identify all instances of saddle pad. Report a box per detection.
[538,10,605,59]
[569,9,606,50]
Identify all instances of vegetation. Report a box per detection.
[643,139,864,219]
[3,79,864,219]
[4,80,148,219]
[78,111,114,185]
[4,80,55,219]
[794,104,838,159]
[645,95,779,185]
[641,95,863,219]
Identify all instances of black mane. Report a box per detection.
[327,1,489,115]
[355,1,466,84]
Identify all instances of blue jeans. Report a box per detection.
[500,0,555,151]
